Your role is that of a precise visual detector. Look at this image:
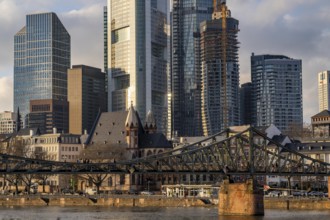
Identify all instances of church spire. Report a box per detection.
[144,110,157,134]
[16,107,21,132]
[125,102,139,128]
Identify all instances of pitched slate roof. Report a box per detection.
[139,133,172,149]
[88,111,128,146]
[312,110,330,118]
[272,135,288,144]
[144,110,156,128]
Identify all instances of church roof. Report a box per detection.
[139,133,172,149]
[145,110,156,127]
[125,105,139,128]
[87,111,128,146]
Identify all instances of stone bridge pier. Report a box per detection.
[219,178,264,216]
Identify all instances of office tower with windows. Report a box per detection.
[196,0,240,136]
[103,6,109,109]
[251,54,303,132]
[107,0,170,134]
[27,99,69,134]
[318,71,330,112]
[14,12,70,126]
[171,0,214,137]
[68,65,107,135]
[0,111,21,134]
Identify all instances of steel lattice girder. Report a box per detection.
[1,127,330,176]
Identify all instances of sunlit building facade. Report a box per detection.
[318,70,330,112]
[14,12,70,126]
[0,111,20,134]
[68,65,107,135]
[107,0,170,134]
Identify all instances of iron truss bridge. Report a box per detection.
[1,126,330,176]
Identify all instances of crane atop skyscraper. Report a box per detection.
[213,0,229,128]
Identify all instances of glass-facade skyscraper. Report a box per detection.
[14,12,70,126]
[107,0,170,134]
[251,54,303,132]
[171,0,214,137]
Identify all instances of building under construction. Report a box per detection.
[197,0,240,135]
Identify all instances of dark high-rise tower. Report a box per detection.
[197,0,240,136]
[240,82,253,125]
[171,0,214,137]
[14,12,70,126]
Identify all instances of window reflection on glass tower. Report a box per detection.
[107,0,170,135]
[14,12,70,127]
[251,54,302,132]
[171,0,214,137]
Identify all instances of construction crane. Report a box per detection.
[213,0,228,129]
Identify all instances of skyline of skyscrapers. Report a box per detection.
[318,70,330,112]
[250,53,303,132]
[8,2,310,138]
[14,12,70,126]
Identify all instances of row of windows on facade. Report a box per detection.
[313,117,330,122]
[25,137,80,145]
[61,154,80,160]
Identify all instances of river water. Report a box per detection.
[0,207,329,220]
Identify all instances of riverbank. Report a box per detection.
[264,197,330,210]
[0,195,213,207]
[1,195,330,210]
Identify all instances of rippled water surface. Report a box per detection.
[0,207,329,220]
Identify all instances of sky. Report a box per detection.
[0,0,329,123]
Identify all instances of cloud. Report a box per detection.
[228,0,330,123]
[61,3,104,70]
[0,77,13,112]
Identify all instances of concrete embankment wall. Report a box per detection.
[1,196,330,210]
[0,196,209,207]
[265,199,330,210]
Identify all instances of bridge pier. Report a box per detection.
[328,177,330,199]
[218,179,264,216]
